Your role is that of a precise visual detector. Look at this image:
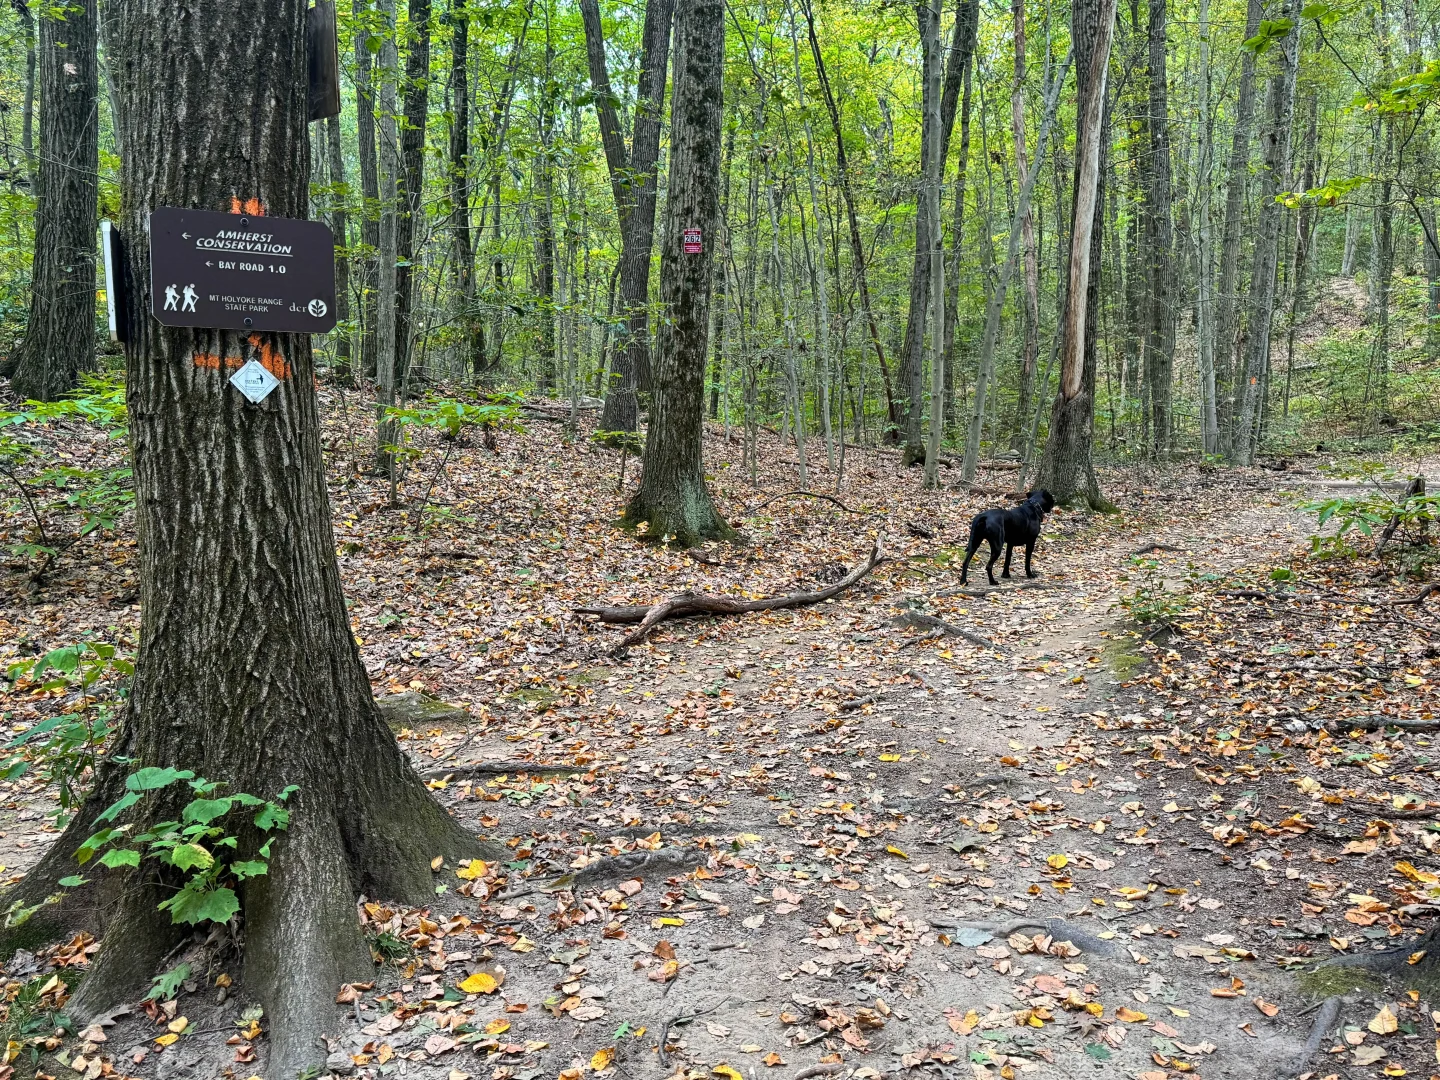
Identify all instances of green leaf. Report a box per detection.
[159,885,239,926]
[98,848,141,869]
[145,962,191,1001]
[76,827,120,864]
[167,844,214,872]
[254,802,290,831]
[229,860,269,880]
[1083,1043,1112,1061]
[126,767,194,792]
[95,790,140,824]
[57,875,87,888]
[181,797,234,825]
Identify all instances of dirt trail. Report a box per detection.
[4,471,1407,1080]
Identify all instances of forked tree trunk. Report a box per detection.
[10,0,98,401]
[1035,0,1117,507]
[0,6,486,1078]
[584,0,675,432]
[624,0,732,546]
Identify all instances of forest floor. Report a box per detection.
[1,405,1439,1080]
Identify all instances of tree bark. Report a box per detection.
[1231,0,1299,465]
[1141,0,1175,457]
[1214,0,1262,455]
[921,0,946,488]
[1035,0,1117,507]
[354,0,381,381]
[10,0,98,402]
[14,0,35,185]
[325,113,353,381]
[1009,0,1041,453]
[1194,0,1218,453]
[583,0,675,433]
[897,0,980,462]
[536,41,557,394]
[393,0,431,390]
[623,0,732,546]
[0,5,488,1079]
[448,4,483,378]
[376,0,400,469]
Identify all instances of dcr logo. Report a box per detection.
[307,299,328,317]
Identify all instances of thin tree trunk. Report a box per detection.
[1036,0,1117,507]
[921,0,946,488]
[584,0,675,433]
[10,0,99,401]
[801,0,899,428]
[624,0,732,545]
[1010,0,1042,453]
[1194,0,1218,453]
[963,50,1071,484]
[1214,0,1263,454]
[375,0,400,470]
[1142,0,1175,457]
[393,0,431,391]
[15,0,35,184]
[1231,0,1299,465]
[354,0,381,381]
[945,60,975,431]
[536,41,557,394]
[325,114,353,382]
[1281,90,1317,419]
[709,125,735,418]
[448,5,482,378]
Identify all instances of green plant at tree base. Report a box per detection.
[0,970,81,1069]
[0,373,133,580]
[0,768,297,932]
[1302,462,1436,559]
[3,640,132,824]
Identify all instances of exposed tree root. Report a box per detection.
[419,760,584,781]
[933,916,1121,957]
[1326,715,1440,733]
[1283,995,1342,1078]
[576,544,884,649]
[500,846,706,900]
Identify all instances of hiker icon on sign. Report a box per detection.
[181,284,198,312]
[164,284,180,311]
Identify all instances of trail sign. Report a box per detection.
[683,227,703,254]
[148,206,337,334]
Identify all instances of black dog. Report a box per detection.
[958,489,1056,586]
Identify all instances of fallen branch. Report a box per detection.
[838,693,879,713]
[1128,542,1186,558]
[934,580,1059,598]
[789,1066,845,1080]
[577,544,885,649]
[1326,716,1440,733]
[419,761,582,781]
[890,610,1008,654]
[1392,583,1440,608]
[1374,476,1426,558]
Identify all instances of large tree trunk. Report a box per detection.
[1214,0,1262,455]
[1141,0,1175,457]
[354,0,381,381]
[394,0,431,390]
[1230,0,1299,464]
[921,0,946,488]
[376,0,400,468]
[624,0,732,546]
[1194,0,1218,453]
[10,0,98,401]
[1035,0,1117,508]
[584,0,675,432]
[897,0,980,462]
[0,4,488,1078]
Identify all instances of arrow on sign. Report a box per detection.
[205,260,213,266]
[182,232,191,239]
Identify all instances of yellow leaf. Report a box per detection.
[1383,1065,1406,1077]
[1370,1005,1399,1034]
[886,845,909,859]
[1115,1007,1147,1023]
[154,1034,179,1047]
[167,1017,188,1034]
[430,856,444,871]
[590,1047,615,1071]
[483,1019,510,1035]
[1046,853,1069,870]
[456,860,488,881]
[458,972,498,994]
[878,753,901,762]
[656,916,685,927]
[1168,1007,1190,1018]
[1083,1003,1104,1016]
[713,1066,744,1080]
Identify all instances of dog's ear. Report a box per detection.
[1041,489,1055,510]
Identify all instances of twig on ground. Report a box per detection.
[658,996,746,1067]
[418,760,581,781]
[789,1066,845,1080]
[1326,716,1440,734]
[838,693,879,713]
[1128,542,1185,557]
[740,489,869,516]
[890,610,1008,653]
[577,544,885,650]
[1392,583,1439,607]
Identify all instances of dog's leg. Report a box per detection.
[1025,540,1038,578]
[1002,543,1014,579]
[986,540,1001,586]
[959,536,980,585]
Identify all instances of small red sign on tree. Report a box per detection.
[683,227,702,253]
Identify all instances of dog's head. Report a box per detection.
[1027,489,1056,513]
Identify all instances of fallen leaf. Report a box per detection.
[1370,1005,1399,1035]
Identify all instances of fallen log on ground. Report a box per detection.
[1326,715,1440,733]
[740,489,870,516]
[577,544,884,648]
[890,609,1008,653]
